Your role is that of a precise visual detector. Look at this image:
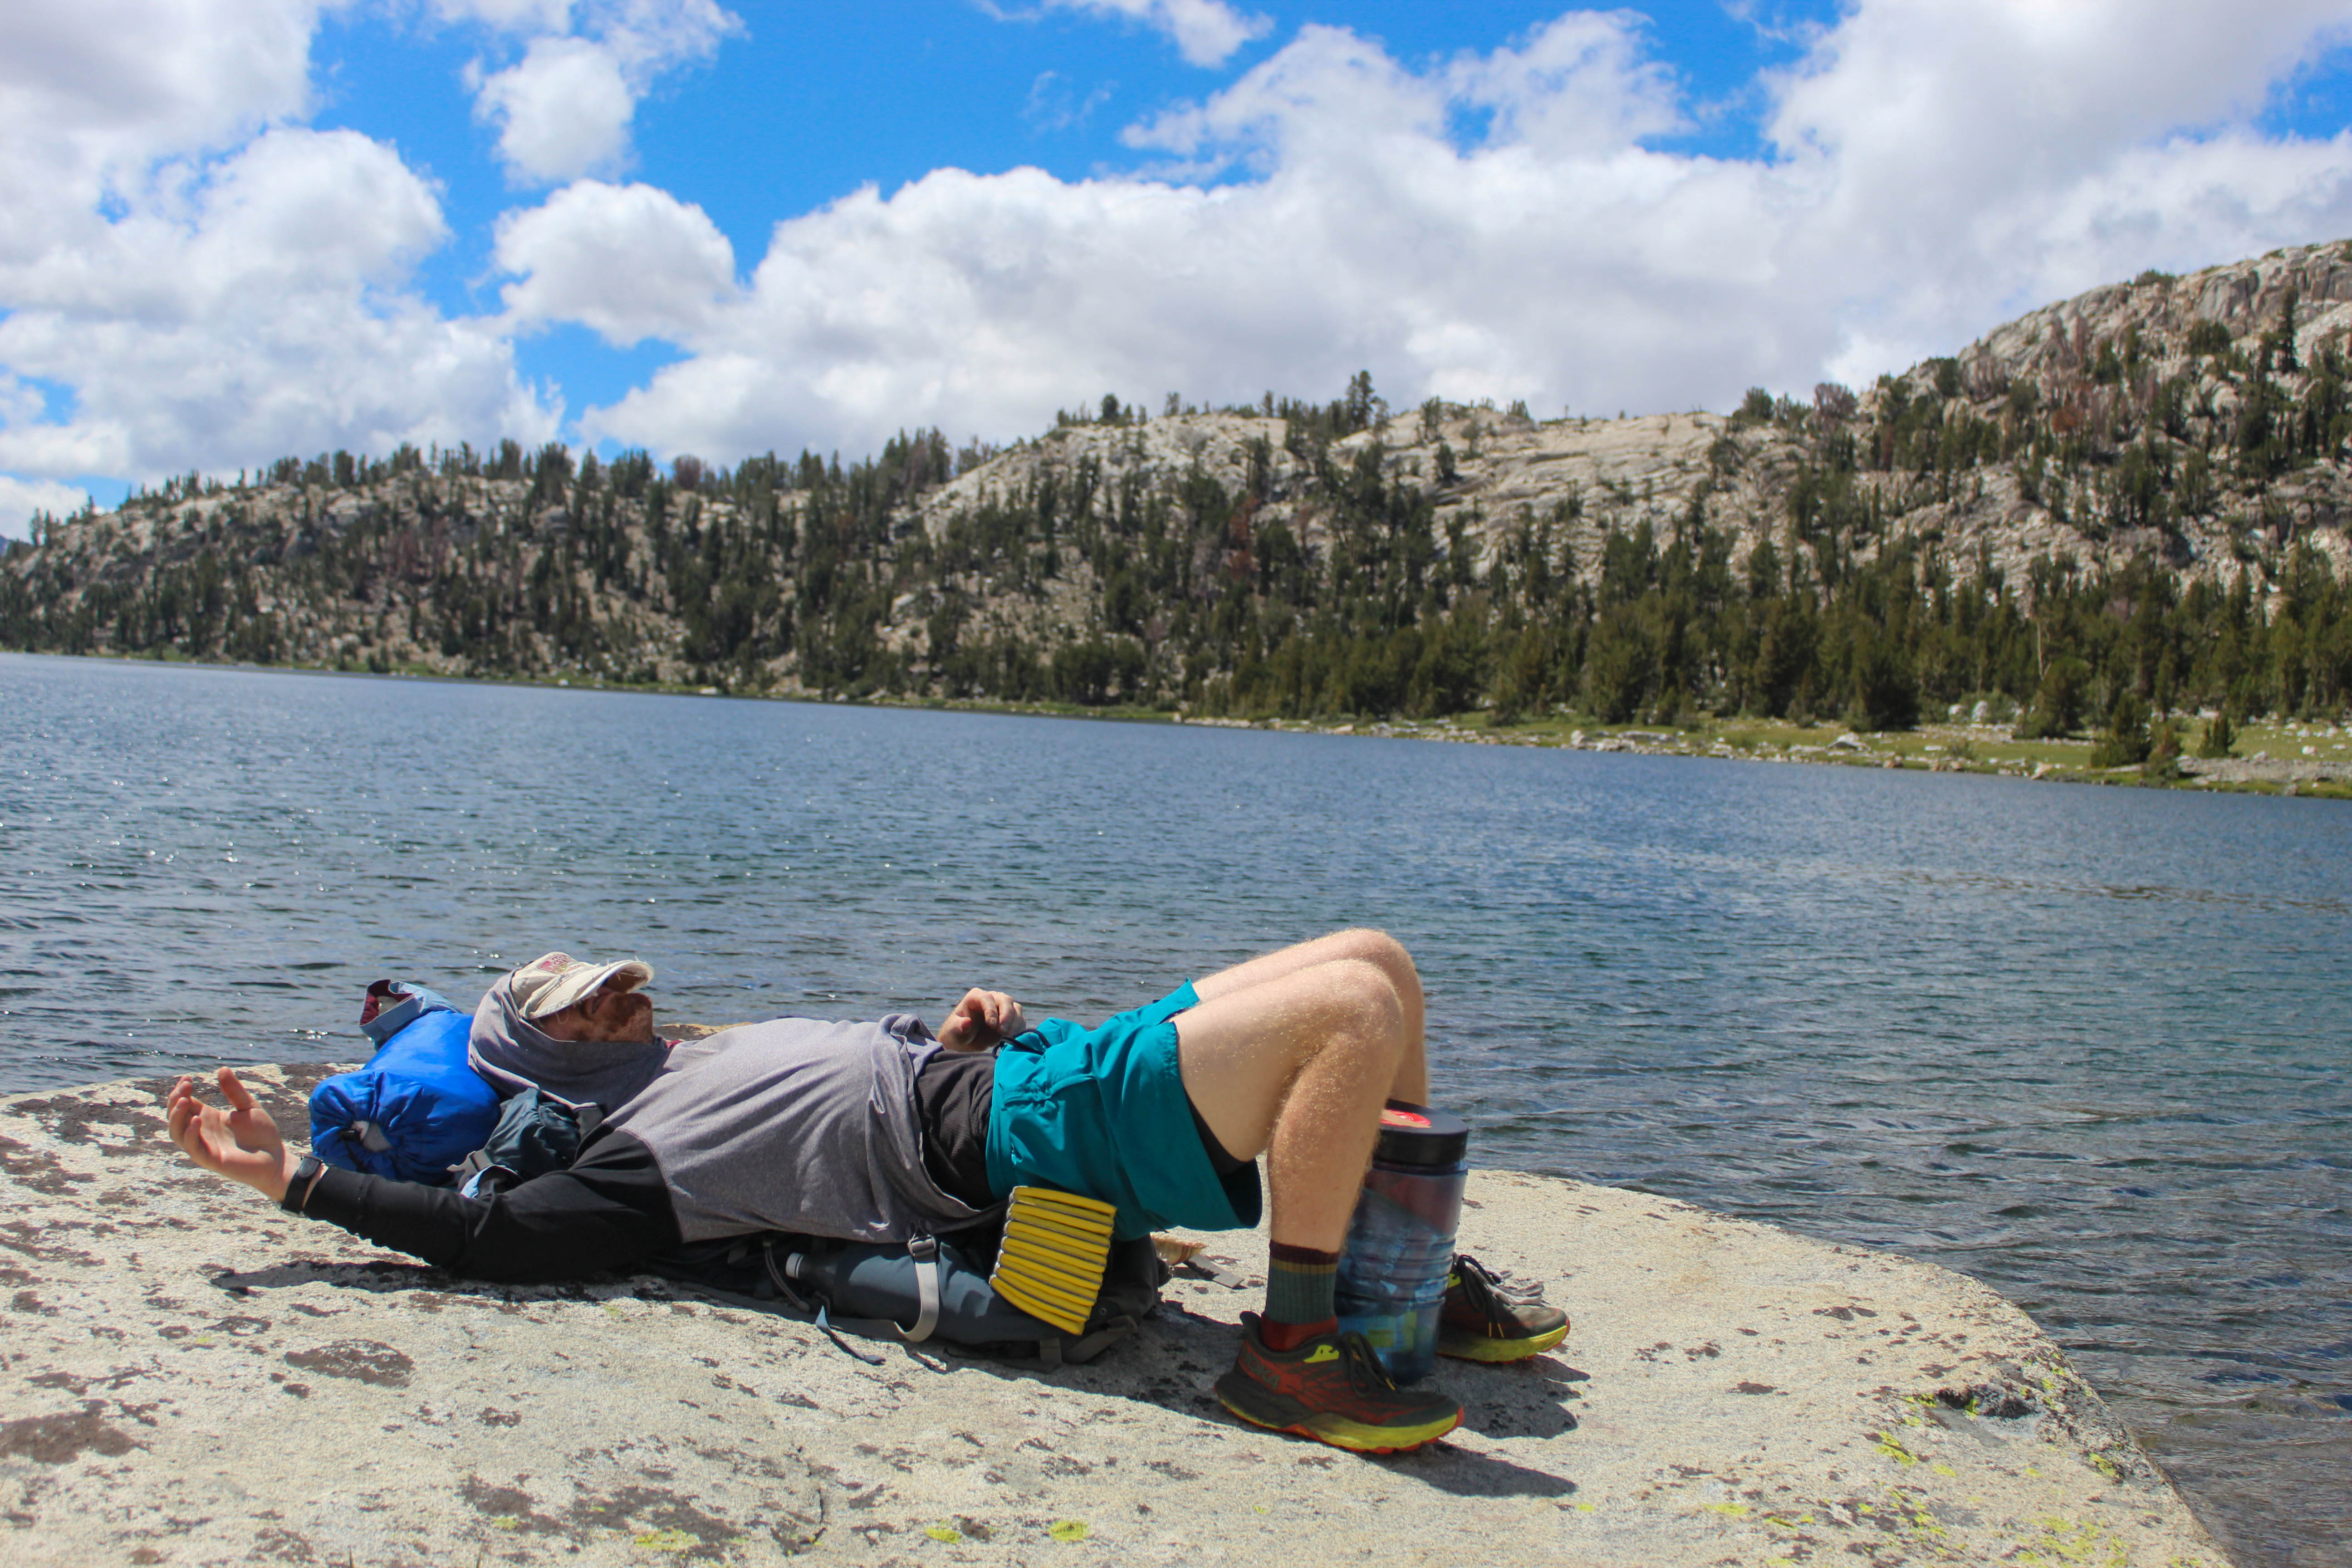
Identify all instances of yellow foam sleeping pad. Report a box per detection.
[990,1186,1117,1335]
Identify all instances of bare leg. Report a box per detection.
[1187,935,1470,1451]
[1176,955,1409,1253]
[1192,929,1428,1104]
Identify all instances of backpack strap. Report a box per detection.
[751,1241,891,1365]
[898,1234,942,1343]
[1061,1316,1139,1365]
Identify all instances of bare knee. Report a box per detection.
[1324,929,1420,999]
[1317,958,1406,1056]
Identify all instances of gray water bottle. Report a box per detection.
[1334,1101,1470,1383]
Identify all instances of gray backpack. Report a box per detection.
[647,1229,1166,1367]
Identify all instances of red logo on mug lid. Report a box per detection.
[1380,1108,1432,1128]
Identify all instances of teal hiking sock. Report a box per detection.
[1264,1241,1340,1340]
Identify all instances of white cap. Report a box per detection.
[506,951,654,1020]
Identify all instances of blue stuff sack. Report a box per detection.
[309,983,500,1184]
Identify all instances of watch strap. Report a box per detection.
[280,1154,326,1213]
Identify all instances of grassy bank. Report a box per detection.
[1192,708,2352,799]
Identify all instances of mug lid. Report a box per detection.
[1374,1099,1470,1166]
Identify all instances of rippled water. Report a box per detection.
[3,652,2346,1565]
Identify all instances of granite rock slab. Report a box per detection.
[2,1067,2230,1567]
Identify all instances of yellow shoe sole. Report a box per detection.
[1437,1321,1570,1362]
[1215,1388,1462,1454]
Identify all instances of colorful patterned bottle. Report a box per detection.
[1334,1100,1470,1383]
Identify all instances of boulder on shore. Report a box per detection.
[2,1067,2227,1566]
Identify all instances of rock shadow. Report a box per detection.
[1371,1443,1579,1499]
[206,1258,618,1307]
[204,1262,1585,1492]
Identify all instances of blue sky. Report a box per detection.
[309,0,1860,421]
[5,0,2352,533]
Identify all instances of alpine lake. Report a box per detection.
[2,651,2345,1568]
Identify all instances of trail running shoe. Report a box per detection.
[1214,1313,1463,1454]
[1437,1254,1569,1362]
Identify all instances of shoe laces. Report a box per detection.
[1333,1330,1401,1395]
[1451,1254,1539,1328]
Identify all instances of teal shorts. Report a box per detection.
[985,983,1264,1240]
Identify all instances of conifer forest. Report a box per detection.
[10,241,2352,763]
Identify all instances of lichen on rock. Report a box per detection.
[0,1069,2231,1566]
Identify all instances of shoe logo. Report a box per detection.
[1303,1344,1341,1364]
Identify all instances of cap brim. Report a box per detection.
[521,958,654,1019]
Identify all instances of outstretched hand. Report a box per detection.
[938,989,1025,1052]
[166,1068,297,1200]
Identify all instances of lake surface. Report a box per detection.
[2,651,2345,1566]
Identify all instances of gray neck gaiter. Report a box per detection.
[466,971,671,1111]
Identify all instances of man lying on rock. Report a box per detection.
[165,929,1565,1454]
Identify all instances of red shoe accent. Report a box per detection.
[1214,1314,1463,1455]
[1259,1315,1338,1352]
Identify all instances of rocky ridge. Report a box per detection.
[7,240,2352,704]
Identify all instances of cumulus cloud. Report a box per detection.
[1771,0,2352,367]
[472,36,639,182]
[461,0,741,184]
[1039,0,1271,69]
[0,127,552,480]
[541,1,2352,464]
[0,477,93,542]
[10,0,2352,508]
[495,179,740,344]
[0,0,327,260]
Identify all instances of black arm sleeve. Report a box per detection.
[296,1128,681,1284]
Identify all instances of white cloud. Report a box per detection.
[1025,70,1117,133]
[567,15,1792,458]
[461,0,741,184]
[550,3,2352,464]
[474,36,639,182]
[1040,0,1271,69]
[0,122,553,483]
[1769,0,2352,368]
[495,179,739,344]
[433,0,576,30]
[0,0,328,260]
[10,0,2352,509]
[0,0,571,495]
[0,477,92,542]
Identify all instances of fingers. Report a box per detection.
[166,1075,206,1148]
[943,989,1021,1051]
[167,1091,199,1151]
[167,1098,227,1173]
[163,1072,270,1172]
[959,990,1019,1032]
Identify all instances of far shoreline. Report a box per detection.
[9,645,2347,801]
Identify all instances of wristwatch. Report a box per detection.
[280,1154,326,1214]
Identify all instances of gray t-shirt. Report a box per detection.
[601,1014,1000,1245]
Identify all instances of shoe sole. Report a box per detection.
[1212,1376,1461,1455]
[1436,1321,1570,1362]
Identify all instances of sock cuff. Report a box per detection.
[1269,1242,1340,1270]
